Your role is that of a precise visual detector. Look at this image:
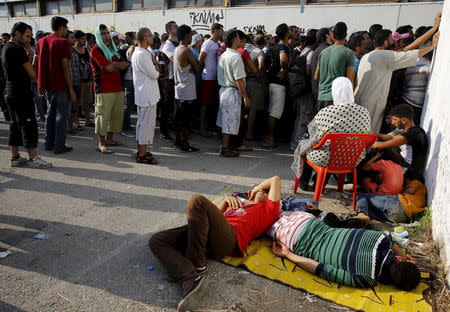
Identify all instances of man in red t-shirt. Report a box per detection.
[90,24,129,153]
[150,176,281,312]
[34,16,75,154]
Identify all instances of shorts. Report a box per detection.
[173,99,195,131]
[247,78,266,111]
[136,104,157,145]
[200,80,218,106]
[268,83,286,119]
[217,87,242,135]
[94,91,125,136]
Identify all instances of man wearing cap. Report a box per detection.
[189,33,203,90]
[355,13,441,132]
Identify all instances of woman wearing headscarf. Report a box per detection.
[291,77,371,190]
[90,24,129,153]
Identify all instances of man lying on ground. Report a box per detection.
[268,205,421,291]
[150,176,281,312]
[353,170,426,223]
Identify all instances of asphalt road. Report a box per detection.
[0,118,348,312]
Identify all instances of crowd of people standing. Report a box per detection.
[0,13,440,169]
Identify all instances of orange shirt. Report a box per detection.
[398,180,427,217]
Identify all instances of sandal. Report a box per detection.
[136,152,158,165]
[96,146,112,154]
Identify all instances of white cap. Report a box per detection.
[191,34,203,46]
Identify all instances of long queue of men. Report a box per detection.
[0,12,440,168]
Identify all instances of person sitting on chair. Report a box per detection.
[150,176,281,312]
[268,205,421,291]
[292,77,371,191]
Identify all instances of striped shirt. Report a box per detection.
[294,217,389,288]
[267,211,314,251]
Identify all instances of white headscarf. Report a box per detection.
[331,77,354,105]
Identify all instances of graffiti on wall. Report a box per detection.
[243,25,266,34]
[189,10,224,32]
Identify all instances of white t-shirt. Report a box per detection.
[200,39,220,80]
[354,49,419,131]
[217,48,246,88]
[131,47,160,107]
[161,40,177,80]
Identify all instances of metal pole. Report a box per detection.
[300,0,305,14]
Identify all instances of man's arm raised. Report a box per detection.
[249,176,281,202]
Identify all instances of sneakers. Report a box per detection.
[121,130,135,138]
[177,276,207,312]
[160,133,175,142]
[220,147,239,157]
[173,140,183,148]
[181,144,199,153]
[10,156,28,167]
[28,156,52,169]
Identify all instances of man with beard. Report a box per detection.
[372,104,428,180]
[354,29,439,132]
[2,22,52,168]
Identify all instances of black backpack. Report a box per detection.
[285,49,312,99]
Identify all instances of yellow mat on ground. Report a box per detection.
[212,187,434,312]
[222,238,434,312]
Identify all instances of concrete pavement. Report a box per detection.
[0,118,348,312]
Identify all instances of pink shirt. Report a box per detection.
[372,160,404,195]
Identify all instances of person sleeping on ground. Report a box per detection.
[268,206,421,291]
[149,176,281,312]
[353,169,427,223]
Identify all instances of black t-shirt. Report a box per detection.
[266,43,290,85]
[375,236,395,284]
[401,126,428,177]
[310,42,330,96]
[1,42,30,90]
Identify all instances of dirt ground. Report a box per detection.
[0,115,446,312]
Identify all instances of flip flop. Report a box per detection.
[260,141,278,151]
[96,146,113,154]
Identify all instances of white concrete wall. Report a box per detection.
[421,0,450,285]
[0,2,443,35]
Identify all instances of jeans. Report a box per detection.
[45,90,70,152]
[149,194,237,283]
[160,79,175,135]
[356,193,409,223]
[32,82,46,120]
[123,80,135,131]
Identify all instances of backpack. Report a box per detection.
[285,49,312,99]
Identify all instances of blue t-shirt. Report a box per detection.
[190,47,201,86]
[353,56,360,73]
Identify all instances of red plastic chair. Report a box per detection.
[293,133,377,210]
